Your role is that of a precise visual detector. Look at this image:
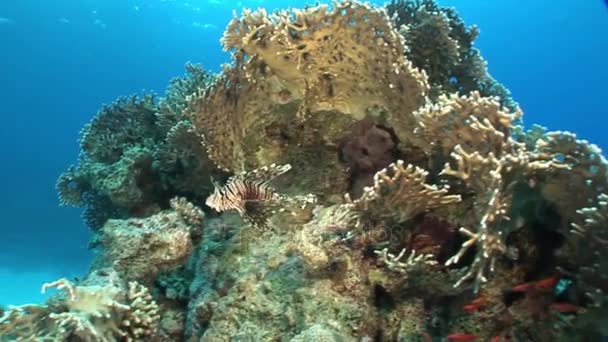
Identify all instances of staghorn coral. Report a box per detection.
[550,193,608,337]
[410,91,566,290]
[56,95,163,230]
[413,91,520,157]
[374,247,438,275]
[538,132,608,223]
[80,95,159,164]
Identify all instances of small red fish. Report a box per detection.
[422,332,432,342]
[447,333,480,341]
[512,275,560,292]
[463,296,486,312]
[549,303,582,313]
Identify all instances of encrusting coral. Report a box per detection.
[5,0,607,341]
[100,208,202,282]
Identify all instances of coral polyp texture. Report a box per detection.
[5,0,607,340]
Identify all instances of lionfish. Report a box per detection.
[205,163,292,229]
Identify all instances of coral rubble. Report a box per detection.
[4,0,607,341]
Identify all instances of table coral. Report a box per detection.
[186,1,429,199]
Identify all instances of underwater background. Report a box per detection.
[0,0,606,308]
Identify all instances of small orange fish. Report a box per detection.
[512,275,560,292]
[447,333,480,341]
[549,303,582,313]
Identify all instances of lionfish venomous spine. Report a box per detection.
[205,163,292,228]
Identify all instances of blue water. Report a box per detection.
[0,0,606,304]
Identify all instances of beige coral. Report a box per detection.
[538,132,608,223]
[414,92,569,290]
[345,160,461,223]
[100,210,195,281]
[170,196,205,227]
[413,91,520,156]
[187,1,428,175]
[0,277,159,341]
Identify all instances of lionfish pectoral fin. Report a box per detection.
[242,163,292,187]
[240,199,284,230]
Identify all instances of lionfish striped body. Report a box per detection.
[206,163,292,228]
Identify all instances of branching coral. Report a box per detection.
[80,95,159,164]
[387,0,516,109]
[409,91,567,290]
[559,193,608,315]
[0,275,160,341]
[57,65,217,232]
[345,160,461,224]
[56,95,162,229]
[156,62,216,131]
[375,247,438,275]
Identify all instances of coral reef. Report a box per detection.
[99,209,200,282]
[186,1,430,199]
[387,0,517,109]
[4,0,607,341]
[57,64,218,232]
[0,269,160,341]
